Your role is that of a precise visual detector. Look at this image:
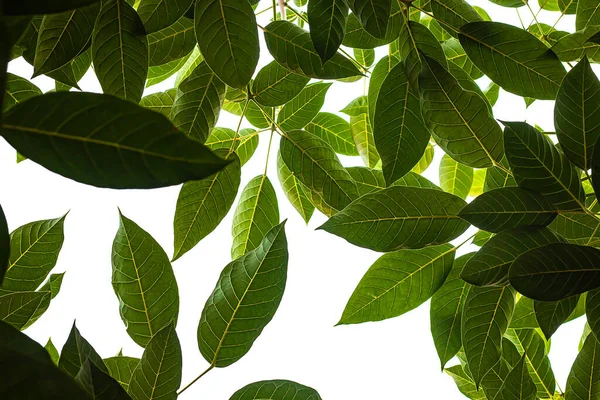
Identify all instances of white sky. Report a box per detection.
[0,0,592,398]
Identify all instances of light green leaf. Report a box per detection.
[576,0,600,30]
[439,154,474,199]
[59,322,107,378]
[392,171,441,190]
[473,230,494,247]
[205,127,259,166]
[411,144,435,174]
[112,213,179,347]
[534,295,580,339]
[198,222,288,367]
[340,96,368,116]
[231,175,280,260]
[278,82,331,132]
[445,364,487,400]
[45,338,59,365]
[503,121,586,211]
[354,48,375,67]
[431,0,483,38]
[431,253,474,369]
[277,152,315,224]
[0,291,51,330]
[458,21,567,99]
[174,46,203,87]
[147,16,195,66]
[462,285,515,386]
[340,243,455,325]
[308,0,348,62]
[510,296,539,330]
[319,186,469,252]
[104,356,139,392]
[139,88,176,117]
[368,55,400,124]
[350,112,379,168]
[442,38,483,80]
[469,169,486,197]
[230,379,322,400]
[128,323,182,400]
[195,0,258,88]
[3,73,42,112]
[484,82,500,107]
[565,333,600,399]
[171,61,225,142]
[305,112,357,156]
[92,0,148,103]
[137,0,192,33]
[497,356,536,400]
[252,61,310,107]
[461,227,565,287]
[146,54,190,88]
[1,92,228,189]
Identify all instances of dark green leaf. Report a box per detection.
[439,154,474,199]
[252,61,310,107]
[368,55,399,124]
[198,222,288,367]
[112,213,179,347]
[3,73,42,112]
[509,243,600,301]
[319,186,469,252]
[277,151,315,224]
[550,26,600,63]
[1,92,228,189]
[195,0,258,88]
[504,121,586,211]
[534,295,580,339]
[278,82,331,132]
[564,333,600,399]
[484,157,517,191]
[342,3,402,48]
[0,291,50,330]
[458,21,567,99]
[498,355,536,400]
[576,0,600,30]
[137,0,192,33]
[308,0,348,62]
[346,0,391,39]
[431,0,483,37]
[104,356,139,392]
[147,16,195,66]
[76,360,130,400]
[392,171,440,190]
[59,323,107,378]
[340,243,455,324]
[230,379,322,400]
[3,0,102,15]
[305,112,357,156]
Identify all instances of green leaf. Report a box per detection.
[503,121,586,211]
[461,227,564,287]
[305,112,357,156]
[411,144,435,174]
[340,243,455,325]
[469,169,486,197]
[445,364,487,400]
[252,61,310,107]
[308,0,348,62]
[555,57,600,171]
[431,0,483,38]
[347,167,386,196]
[277,82,331,132]
[587,289,600,343]
[230,379,322,400]
[174,46,203,87]
[565,333,600,399]
[280,130,358,211]
[171,61,225,142]
[346,0,391,39]
[392,171,440,190]
[33,3,100,76]
[458,21,567,100]
[509,243,600,301]
[576,0,600,30]
[277,151,315,224]
[319,186,469,252]
[173,153,241,261]
[350,112,379,168]
[368,55,400,124]
[459,187,558,233]
[195,0,258,88]
[340,96,368,116]
[205,127,259,166]
[104,356,139,392]
[3,73,42,112]
[1,92,228,189]
[139,88,176,117]
[3,0,102,15]
[550,26,600,63]
[112,213,179,347]
[550,212,600,246]
[419,56,504,168]
[473,230,494,247]
[439,154,474,199]
[137,0,192,33]
[0,215,65,293]
[510,296,539,330]
[0,206,7,285]
[534,295,580,339]
[198,222,288,367]
[45,338,59,366]
[497,356,536,400]
[147,16,195,67]
[92,0,148,103]
[431,253,474,369]
[231,175,280,260]
[0,291,51,330]
[342,3,402,48]
[442,38,483,81]
[128,323,181,400]
[462,285,515,386]
[373,61,430,185]
[484,82,500,107]
[59,323,107,378]
[146,54,190,88]
[76,359,130,400]
[263,21,362,80]
[354,48,375,67]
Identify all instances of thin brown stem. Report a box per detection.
[227,99,251,157]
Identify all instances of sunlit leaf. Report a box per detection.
[278,82,331,132]
[104,356,139,392]
[139,89,176,117]
[277,151,314,224]
[230,379,322,400]
[439,154,474,199]
[305,112,357,156]
[252,61,310,107]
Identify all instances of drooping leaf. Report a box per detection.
[340,243,455,325]
[3,73,42,112]
[350,112,379,168]
[252,61,310,107]
[431,252,474,369]
[171,61,225,142]
[1,92,228,189]
[445,364,487,400]
[462,285,515,386]
[198,222,288,367]
[231,175,279,260]
[565,333,600,399]
[104,356,139,392]
[277,152,315,224]
[419,56,504,168]
[497,356,536,400]
[195,0,258,88]
[308,0,348,62]
[92,0,148,103]
[128,323,181,400]
[59,323,107,378]
[374,61,430,185]
[439,154,474,199]
[458,21,567,99]
[342,3,402,48]
[147,16,195,66]
[137,0,193,34]
[319,186,469,252]
[173,153,241,261]
[230,379,322,400]
[76,359,130,400]
[112,213,179,347]
[346,0,391,39]
[368,54,400,124]
[503,121,586,211]
[534,295,580,339]
[509,243,600,301]
[263,21,362,80]
[305,112,357,156]
[139,88,176,117]
[277,82,331,132]
[555,57,600,171]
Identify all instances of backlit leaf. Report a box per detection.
[252,61,310,107]
[564,333,600,399]
[137,0,193,34]
[576,0,600,30]
[230,379,322,400]
[445,364,486,400]
[277,152,315,224]
[346,0,391,39]
[439,154,474,199]
[278,82,331,132]
[350,112,379,168]
[431,0,483,38]
[3,73,42,112]
[308,0,349,62]
[59,323,107,378]
[305,112,357,156]
[139,88,176,117]
[147,16,195,66]
[342,3,402,48]
[104,356,139,392]
[534,295,580,339]
[368,55,400,124]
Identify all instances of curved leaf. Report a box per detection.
[195,0,258,88]
[510,297,539,330]
[139,88,176,117]
[368,54,400,125]
[350,112,379,168]
[534,295,580,339]
[318,186,469,252]
[147,16,195,67]
[230,379,321,400]
[340,96,368,116]
[346,0,391,39]
[198,222,288,367]
[308,0,348,62]
[305,112,357,156]
[104,356,139,392]
[278,82,331,132]
[340,243,455,324]
[112,213,179,347]
[431,0,483,37]
[342,3,402,48]
[59,323,107,378]
[458,21,567,99]
[3,73,42,112]
[252,61,310,107]
[146,54,190,88]
[76,360,130,400]
[392,171,441,190]
[347,166,385,195]
[137,0,193,34]
[439,154,474,199]
[0,205,7,284]
[277,152,315,224]
[231,175,280,260]
[445,365,486,400]
[205,127,259,166]
[564,333,600,399]
[576,0,600,30]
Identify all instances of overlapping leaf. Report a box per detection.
[342,2,402,48]
[104,356,139,392]
[139,88,176,117]
[431,0,483,37]
[350,112,379,168]
[439,154,474,199]
[137,0,193,33]
[147,16,195,67]
[278,82,331,132]
[277,152,315,224]
[3,73,42,112]
[564,333,600,399]
[59,323,107,377]
[346,0,391,39]
[76,360,130,400]
[252,61,310,107]
[308,0,348,62]
[305,112,357,156]
[535,295,580,339]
